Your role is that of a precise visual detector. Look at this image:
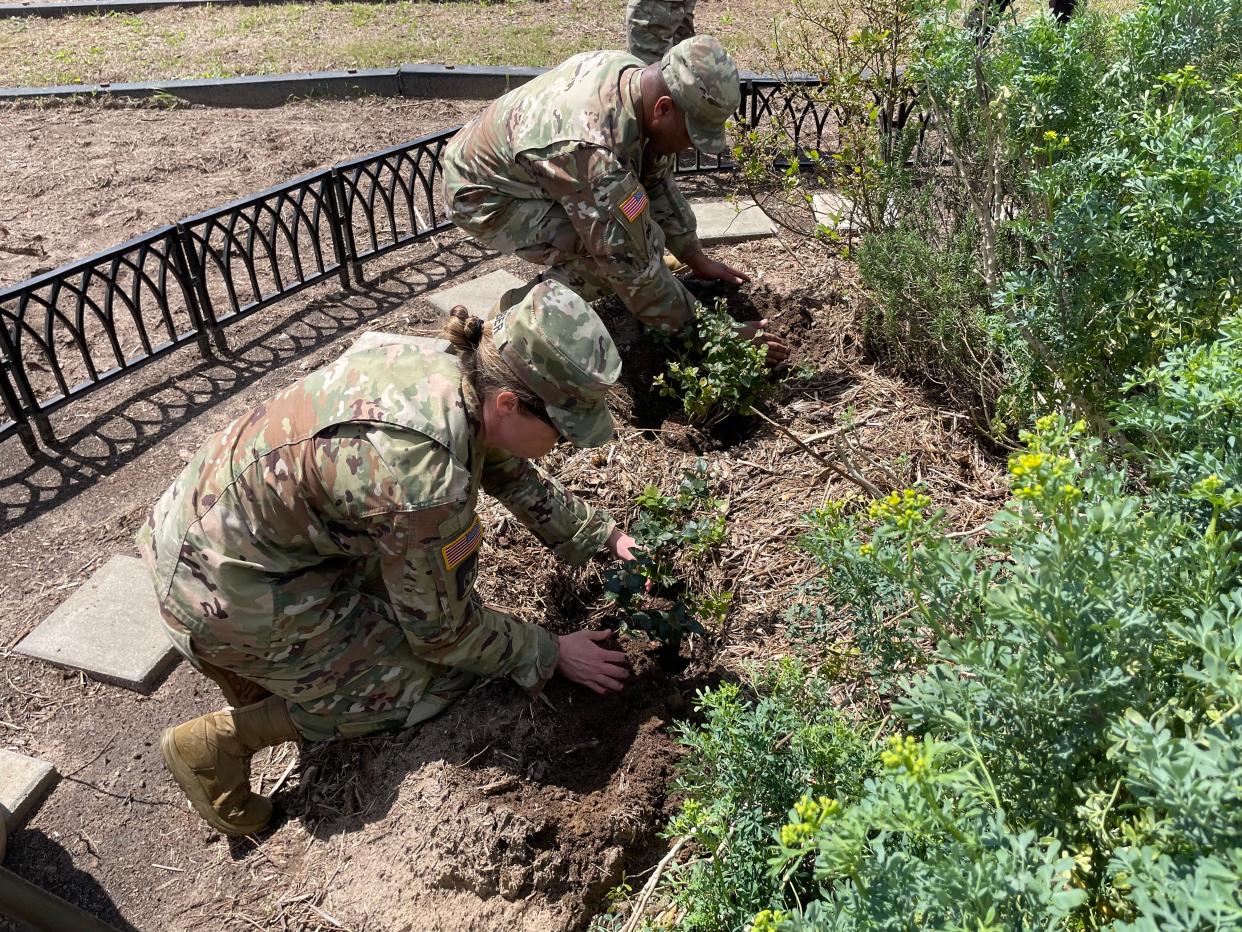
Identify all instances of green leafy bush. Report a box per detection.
[855,0,1242,432]
[765,404,1241,928]
[1115,313,1242,523]
[603,460,730,644]
[631,316,1241,929]
[790,486,988,685]
[662,663,876,932]
[1000,61,1242,414]
[654,300,771,426]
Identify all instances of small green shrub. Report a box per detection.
[603,460,730,644]
[602,553,705,644]
[654,300,772,426]
[789,486,987,686]
[1115,313,1242,524]
[663,662,876,932]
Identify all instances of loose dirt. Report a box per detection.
[0,115,1007,929]
[0,96,485,288]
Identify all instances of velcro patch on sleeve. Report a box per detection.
[441,515,483,572]
[619,187,649,223]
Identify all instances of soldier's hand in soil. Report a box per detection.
[607,528,641,561]
[557,629,630,694]
[739,318,790,365]
[682,248,751,286]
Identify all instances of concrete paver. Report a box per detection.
[811,191,859,233]
[15,554,177,692]
[427,270,528,316]
[0,750,58,830]
[691,198,774,244]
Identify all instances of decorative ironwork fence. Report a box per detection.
[0,76,880,455]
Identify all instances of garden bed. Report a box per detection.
[0,216,1004,928]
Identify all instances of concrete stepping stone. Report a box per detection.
[691,199,774,244]
[15,554,177,693]
[812,191,859,233]
[0,750,58,830]
[427,270,528,317]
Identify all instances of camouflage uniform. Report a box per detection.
[626,0,698,65]
[441,37,741,334]
[138,281,621,743]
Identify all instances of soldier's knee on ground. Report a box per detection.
[288,667,478,742]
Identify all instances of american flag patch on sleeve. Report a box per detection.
[441,515,483,572]
[619,188,649,223]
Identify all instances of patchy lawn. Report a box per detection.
[0,0,787,87]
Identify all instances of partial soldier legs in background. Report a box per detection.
[968,0,1074,40]
[625,0,698,65]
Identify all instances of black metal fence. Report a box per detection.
[0,77,844,455]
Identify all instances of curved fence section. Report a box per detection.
[336,132,454,267]
[0,76,878,455]
[0,226,209,447]
[180,171,348,336]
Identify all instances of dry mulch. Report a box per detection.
[0,96,486,288]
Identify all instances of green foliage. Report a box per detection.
[1114,313,1242,523]
[603,553,705,644]
[765,393,1242,928]
[1001,60,1242,414]
[640,313,1242,930]
[772,737,1088,929]
[856,203,1010,428]
[790,488,987,685]
[662,662,876,932]
[603,460,730,644]
[632,462,730,557]
[654,300,772,426]
[822,0,1242,433]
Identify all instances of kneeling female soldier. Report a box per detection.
[138,280,634,836]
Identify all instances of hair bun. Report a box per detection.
[449,305,485,348]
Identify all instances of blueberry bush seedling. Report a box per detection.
[602,553,705,644]
[602,460,730,645]
[654,299,772,426]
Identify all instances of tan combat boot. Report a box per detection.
[663,251,687,273]
[160,695,299,836]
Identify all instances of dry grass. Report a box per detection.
[0,0,790,87]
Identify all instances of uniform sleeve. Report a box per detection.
[376,512,560,697]
[481,448,617,565]
[643,152,701,260]
[520,142,697,332]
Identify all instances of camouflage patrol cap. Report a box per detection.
[660,35,741,156]
[490,279,622,448]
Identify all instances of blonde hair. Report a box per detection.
[440,305,547,424]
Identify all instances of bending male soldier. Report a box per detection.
[441,35,788,362]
